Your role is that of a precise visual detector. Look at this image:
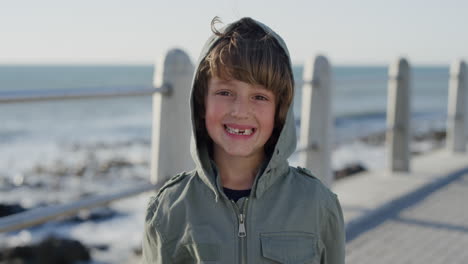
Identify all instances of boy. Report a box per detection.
[142,17,345,263]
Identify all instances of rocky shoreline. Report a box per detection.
[0,236,91,264]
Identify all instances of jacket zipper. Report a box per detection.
[231,198,249,264]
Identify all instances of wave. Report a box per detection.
[336,110,444,122]
[335,110,387,122]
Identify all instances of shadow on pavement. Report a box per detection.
[345,167,468,242]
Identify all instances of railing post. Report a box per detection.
[151,49,194,184]
[299,55,333,186]
[386,58,411,172]
[446,59,467,153]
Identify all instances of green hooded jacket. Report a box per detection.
[142,17,345,264]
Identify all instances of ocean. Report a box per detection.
[0,64,449,173]
[0,64,450,263]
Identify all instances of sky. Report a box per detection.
[1,0,467,65]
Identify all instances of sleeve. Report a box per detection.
[141,197,170,264]
[321,194,346,264]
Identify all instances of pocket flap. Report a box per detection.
[260,232,317,264]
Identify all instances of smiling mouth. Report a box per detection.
[224,125,255,136]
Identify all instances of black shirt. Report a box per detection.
[223,187,251,202]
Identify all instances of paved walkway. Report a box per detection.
[345,171,468,263]
[330,147,468,264]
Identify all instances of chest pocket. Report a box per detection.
[260,232,319,264]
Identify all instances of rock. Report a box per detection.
[334,163,367,180]
[90,244,109,251]
[0,236,91,264]
[0,177,15,191]
[359,132,386,145]
[133,246,142,256]
[32,165,46,174]
[0,203,26,217]
[432,130,446,141]
[32,163,86,178]
[70,168,86,177]
[98,158,133,174]
[408,129,447,143]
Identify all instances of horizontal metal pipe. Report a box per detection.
[295,119,445,153]
[0,78,417,104]
[0,182,162,233]
[0,85,169,104]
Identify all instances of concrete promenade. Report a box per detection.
[333,148,468,263]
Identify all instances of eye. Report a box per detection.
[253,95,268,101]
[216,90,232,96]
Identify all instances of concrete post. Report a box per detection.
[386,58,411,172]
[299,55,333,186]
[446,59,467,153]
[151,49,194,184]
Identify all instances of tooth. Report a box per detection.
[225,126,254,135]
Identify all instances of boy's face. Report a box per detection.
[205,77,276,160]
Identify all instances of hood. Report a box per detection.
[189,17,297,201]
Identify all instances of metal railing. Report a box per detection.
[0,84,171,233]
[0,85,169,233]
[0,48,195,234]
[0,85,169,103]
[0,183,162,233]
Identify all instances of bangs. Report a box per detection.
[204,29,293,102]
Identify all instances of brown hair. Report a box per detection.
[193,17,294,155]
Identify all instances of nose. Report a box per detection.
[231,96,251,119]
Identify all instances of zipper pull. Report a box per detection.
[238,213,246,237]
